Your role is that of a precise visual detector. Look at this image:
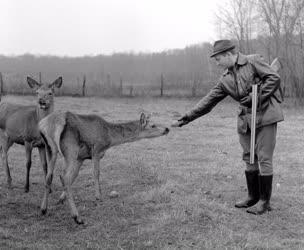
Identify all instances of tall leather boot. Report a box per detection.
[235,170,260,208]
[247,175,273,215]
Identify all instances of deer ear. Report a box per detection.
[27,77,41,89]
[140,113,145,123]
[51,77,63,89]
[140,113,146,127]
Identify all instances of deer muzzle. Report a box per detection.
[38,99,49,110]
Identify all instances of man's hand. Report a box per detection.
[240,93,252,107]
[171,116,190,127]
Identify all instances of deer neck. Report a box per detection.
[36,104,54,121]
[107,121,140,147]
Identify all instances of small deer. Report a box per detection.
[39,111,169,224]
[0,76,62,192]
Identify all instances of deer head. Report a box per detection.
[27,76,62,111]
[138,113,169,139]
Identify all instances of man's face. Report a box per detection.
[214,52,234,69]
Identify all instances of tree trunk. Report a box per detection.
[0,72,4,100]
[82,75,86,97]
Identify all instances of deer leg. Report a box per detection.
[41,147,57,215]
[24,142,33,193]
[46,145,54,186]
[62,157,83,224]
[92,153,104,200]
[0,135,13,188]
[38,146,52,193]
[38,146,47,178]
[58,175,67,204]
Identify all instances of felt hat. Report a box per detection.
[210,40,235,57]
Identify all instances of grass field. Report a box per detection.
[0,95,303,249]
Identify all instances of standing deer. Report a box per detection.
[39,111,169,224]
[0,76,62,192]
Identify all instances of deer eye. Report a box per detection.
[151,124,156,128]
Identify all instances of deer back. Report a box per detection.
[65,112,111,147]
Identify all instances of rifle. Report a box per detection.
[249,58,282,164]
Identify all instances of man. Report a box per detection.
[173,39,284,215]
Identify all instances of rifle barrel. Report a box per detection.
[250,84,258,164]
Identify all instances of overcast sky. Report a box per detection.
[1,0,223,56]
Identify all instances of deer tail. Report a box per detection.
[39,112,67,156]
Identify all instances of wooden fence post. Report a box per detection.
[119,77,123,96]
[0,72,3,100]
[160,73,164,97]
[39,72,42,84]
[77,76,80,96]
[129,85,133,96]
[82,75,86,97]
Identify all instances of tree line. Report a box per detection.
[0,0,303,102]
[0,44,219,97]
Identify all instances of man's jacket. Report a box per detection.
[185,53,284,134]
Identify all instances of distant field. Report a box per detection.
[0,96,304,249]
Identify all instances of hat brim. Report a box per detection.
[210,45,235,58]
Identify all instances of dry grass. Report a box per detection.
[0,96,303,249]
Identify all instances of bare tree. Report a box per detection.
[215,0,304,102]
[257,0,304,100]
[215,0,257,53]
[258,0,285,56]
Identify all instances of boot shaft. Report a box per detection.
[235,170,260,208]
[245,170,260,199]
[259,175,273,201]
[246,174,273,215]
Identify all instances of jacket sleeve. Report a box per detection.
[185,82,227,122]
[251,55,281,103]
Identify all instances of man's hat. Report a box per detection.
[210,40,235,58]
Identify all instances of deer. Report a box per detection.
[39,111,169,224]
[0,76,62,192]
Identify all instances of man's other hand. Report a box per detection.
[240,93,252,107]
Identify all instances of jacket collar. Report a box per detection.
[223,52,248,76]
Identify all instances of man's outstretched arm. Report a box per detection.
[172,82,227,127]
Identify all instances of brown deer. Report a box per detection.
[39,111,169,224]
[0,76,62,192]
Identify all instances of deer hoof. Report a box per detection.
[73,216,84,225]
[41,208,47,215]
[24,187,29,193]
